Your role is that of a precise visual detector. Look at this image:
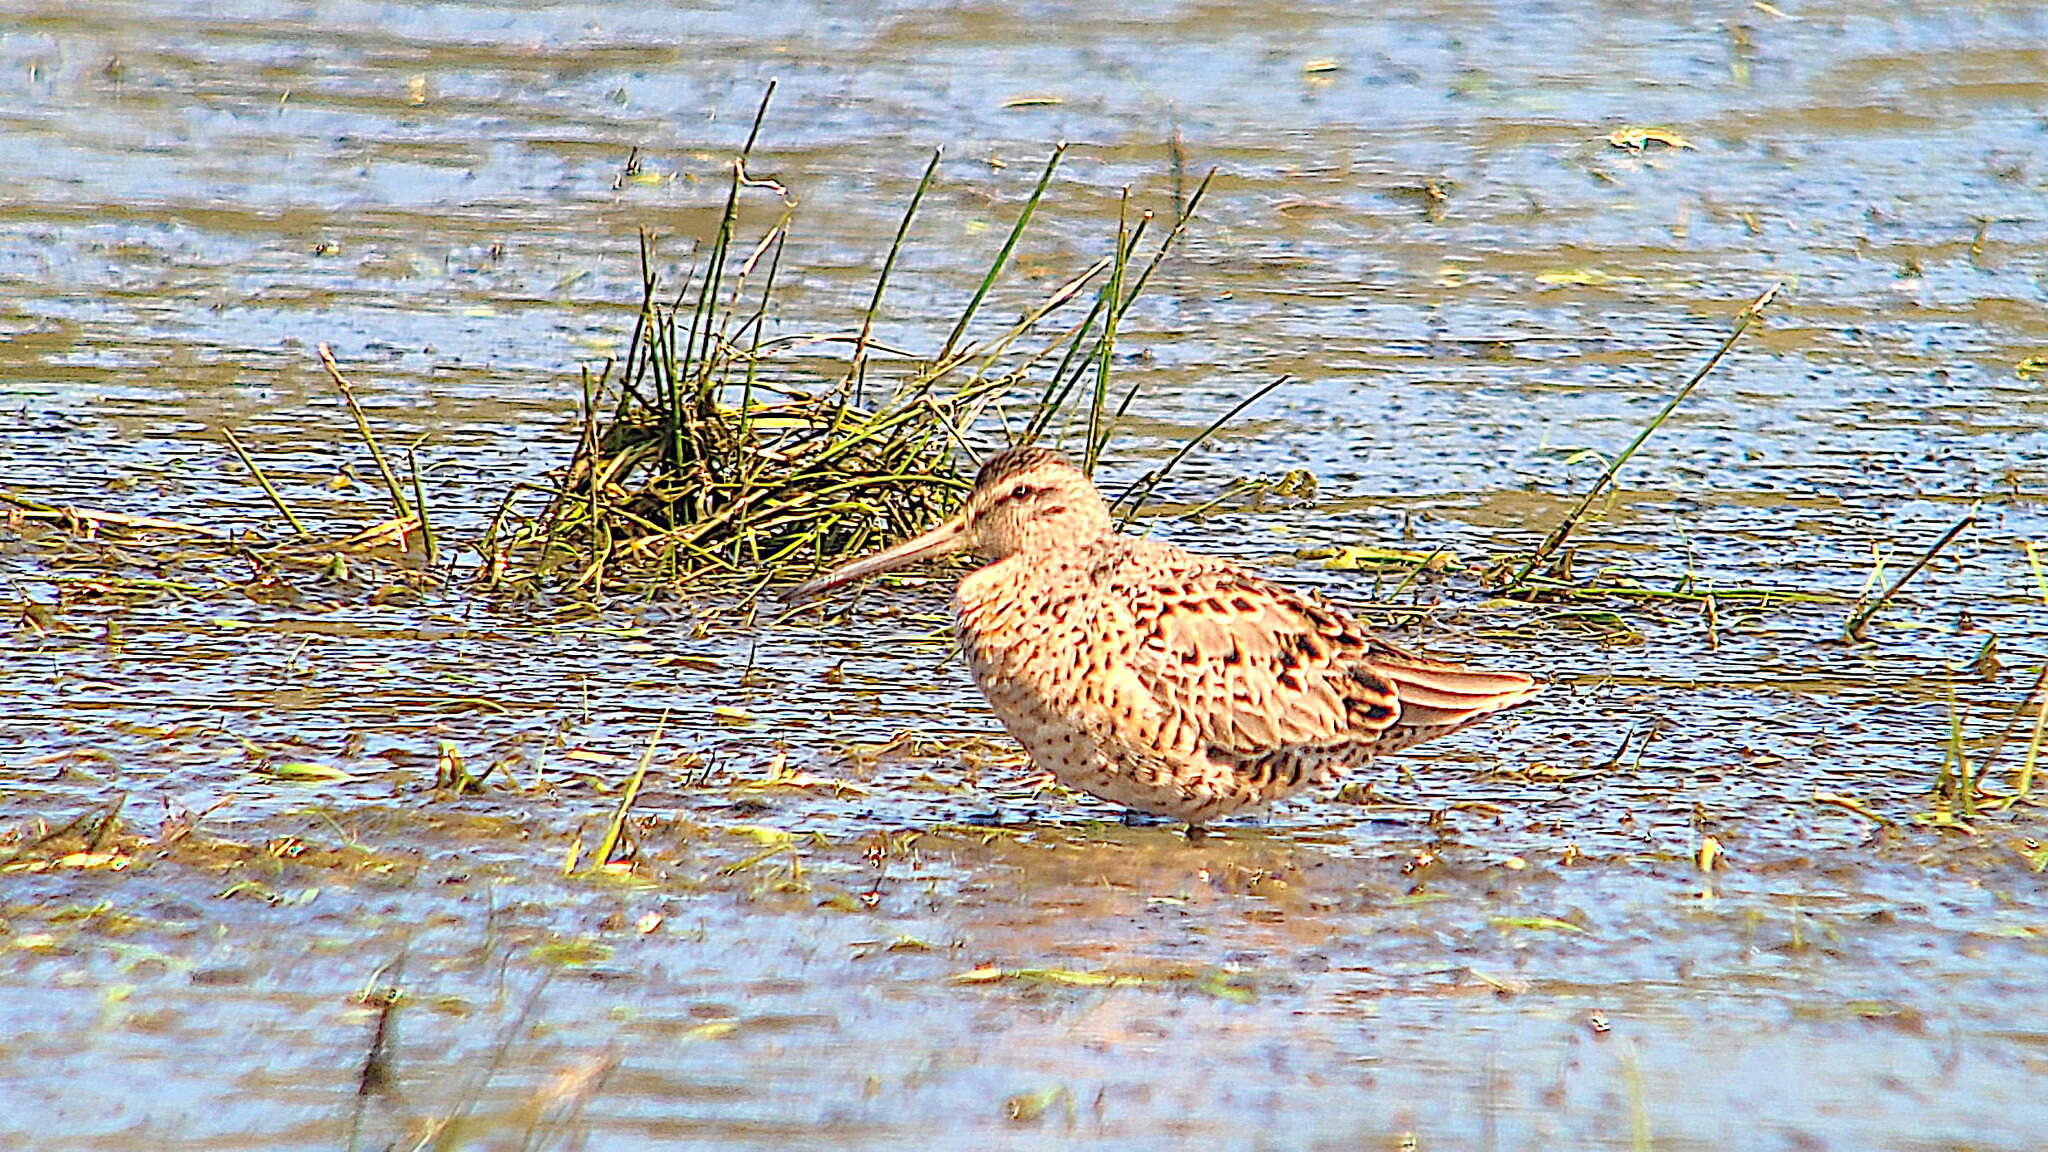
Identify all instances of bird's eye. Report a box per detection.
[1007,484,1041,501]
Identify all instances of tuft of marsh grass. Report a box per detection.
[23,96,1261,608]
[492,87,1225,593]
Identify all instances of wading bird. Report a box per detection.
[786,446,1539,824]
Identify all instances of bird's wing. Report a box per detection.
[1105,555,1401,760]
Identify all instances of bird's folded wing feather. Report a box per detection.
[1108,560,1400,759]
[1358,636,1541,726]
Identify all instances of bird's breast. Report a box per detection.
[954,555,1079,687]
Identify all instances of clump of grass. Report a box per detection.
[13,94,1240,616]
[487,85,1219,594]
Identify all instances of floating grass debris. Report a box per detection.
[43,341,456,594]
[0,489,228,540]
[949,962,1258,1001]
[581,710,663,878]
[1608,125,1695,152]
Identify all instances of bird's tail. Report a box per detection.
[1367,638,1542,732]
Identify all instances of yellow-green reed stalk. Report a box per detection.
[2017,675,2048,802]
[1999,663,2048,803]
[586,710,663,877]
[576,365,604,589]
[1027,217,1147,444]
[613,230,662,423]
[473,482,522,588]
[318,342,413,523]
[2016,543,2048,799]
[1025,167,1217,446]
[679,82,777,453]
[219,425,310,539]
[734,226,789,451]
[1939,680,1976,821]
[1105,166,1218,423]
[671,194,738,472]
[962,256,1111,390]
[1035,222,1153,443]
[1085,189,1135,477]
[935,142,1068,369]
[406,443,438,562]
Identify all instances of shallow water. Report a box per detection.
[4,1,2048,1148]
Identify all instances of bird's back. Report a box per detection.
[953,532,1538,820]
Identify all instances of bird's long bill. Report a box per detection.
[780,513,971,603]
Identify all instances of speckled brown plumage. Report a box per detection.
[787,446,1540,822]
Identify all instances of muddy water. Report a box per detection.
[5,1,2048,1148]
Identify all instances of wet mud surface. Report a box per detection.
[5,1,2048,1148]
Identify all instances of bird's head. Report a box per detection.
[782,446,1111,602]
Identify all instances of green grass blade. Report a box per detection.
[1509,284,1780,590]
[1111,373,1291,525]
[846,146,944,405]
[938,143,1066,365]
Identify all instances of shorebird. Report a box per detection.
[785,446,1540,823]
